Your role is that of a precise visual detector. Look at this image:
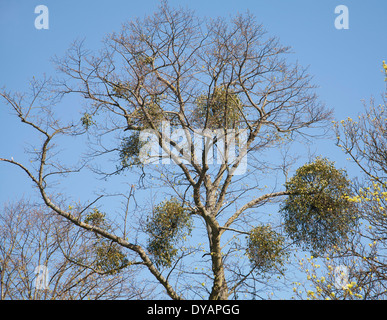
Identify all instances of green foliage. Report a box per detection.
[137,95,164,128]
[146,198,192,268]
[94,242,129,275]
[84,208,128,274]
[112,81,129,99]
[84,208,107,227]
[192,87,242,129]
[138,54,154,66]
[80,112,94,130]
[118,132,146,170]
[246,224,288,274]
[112,79,164,128]
[280,158,358,256]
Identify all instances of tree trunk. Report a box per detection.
[206,221,228,300]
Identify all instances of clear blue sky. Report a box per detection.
[0,0,386,298]
[1,0,386,201]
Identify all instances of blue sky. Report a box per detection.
[1,0,386,202]
[0,0,386,298]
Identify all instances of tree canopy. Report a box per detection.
[0,2,364,300]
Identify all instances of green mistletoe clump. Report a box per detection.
[146,198,192,268]
[246,224,288,274]
[280,158,358,255]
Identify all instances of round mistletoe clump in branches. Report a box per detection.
[192,87,243,130]
[146,198,192,268]
[280,157,358,255]
[246,224,288,274]
[118,132,146,170]
[84,208,129,274]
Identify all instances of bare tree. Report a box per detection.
[0,3,352,300]
[326,63,387,299]
[290,62,387,301]
[0,199,148,300]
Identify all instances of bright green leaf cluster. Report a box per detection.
[94,242,129,275]
[127,94,165,129]
[146,198,192,268]
[192,87,242,129]
[84,207,107,227]
[84,208,128,274]
[118,132,146,170]
[137,95,164,128]
[80,112,94,130]
[280,157,358,256]
[246,224,288,274]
